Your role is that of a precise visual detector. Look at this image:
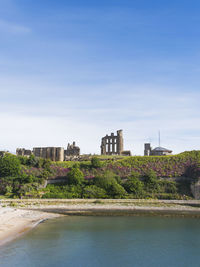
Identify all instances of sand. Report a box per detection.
[0,207,60,246]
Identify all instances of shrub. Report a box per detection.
[83,185,107,198]
[17,156,28,165]
[0,154,21,177]
[143,170,160,192]
[108,182,126,198]
[67,167,84,185]
[91,157,102,168]
[27,155,38,167]
[94,171,126,198]
[124,172,144,197]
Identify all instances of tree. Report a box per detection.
[143,170,160,192]
[83,185,107,199]
[27,154,38,167]
[91,157,102,168]
[94,171,126,198]
[124,172,144,197]
[0,154,21,177]
[67,167,84,185]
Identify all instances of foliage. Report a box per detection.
[91,157,102,168]
[143,170,160,193]
[82,185,107,199]
[124,172,144,197]
[67,167,84,185]
[94,171,126,198]
[0,154,21,177]
[1,150,199,199]
[27,154,38,167]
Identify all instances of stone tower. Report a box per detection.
[144,143,152,156]
[101,130,124,155]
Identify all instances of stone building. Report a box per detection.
[33,147,64,161]
[65,142,80,157]
[16,148,32,157]
[144,143,172,156]
[0,151,7,157]
[101,130,124,155]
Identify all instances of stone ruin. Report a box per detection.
[16,142,81,162]
[101,130,131,156]
[16,148,32,157]
[33,147,64,162]
[0,151,8,157]
[65,142,80,157]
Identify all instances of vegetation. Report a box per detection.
[0,150,199,199]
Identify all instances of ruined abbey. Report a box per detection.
[14,129,173,161]
[16,142,81,162]
[101,130,131,156]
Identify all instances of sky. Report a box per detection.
[0,0,200,155]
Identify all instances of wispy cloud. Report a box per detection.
[0,19,31,34]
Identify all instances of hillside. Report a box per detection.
[0,151,199,200]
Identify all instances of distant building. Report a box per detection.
[144,143,172,156]
[101,130,131,156]
[101,130,124,155]
[33,147,64,162]
[65,142,80,157]
[0,151,7,157]
[16,148,32,157]
[16,142,80,162]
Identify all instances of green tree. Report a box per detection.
[0,154,21,177]
[94,171,126,198]
[108,182,126,198]
[91,157,102,168]
[124,172,144,197]
[67,167,84,185]
[143,170,160,192]
[27,154,38,167]
[83,185,107,199]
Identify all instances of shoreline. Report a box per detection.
[1,199,200,246]
[0,208,61,247]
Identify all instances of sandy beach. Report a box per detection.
[0,199,200,246]
[0,206,60,246]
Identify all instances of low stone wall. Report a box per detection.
[191,178,200,200]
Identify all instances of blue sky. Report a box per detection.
[0,0,200,155]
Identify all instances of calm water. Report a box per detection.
[0,216,200,267]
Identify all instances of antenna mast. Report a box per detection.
[159,130,161,147]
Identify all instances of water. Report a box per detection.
[0,216,200,267]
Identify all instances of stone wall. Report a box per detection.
[65,142,80,157]
[191,178,200,200]
[16,148,32,157]
[33,147,64,162]
[101,130,124,155]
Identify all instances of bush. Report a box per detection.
[17,156,28,165]
[0,154,21,177]
[108,182,126,198]
[83,185,107,198]
[91,157,102,168]
[124,172,144,197]
[94,171,126,198]
[27,155,38,167]
[143,170,160,192]
[67,167,84,185]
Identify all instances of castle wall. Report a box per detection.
[101,130,124,155]
[33,147,64,161]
